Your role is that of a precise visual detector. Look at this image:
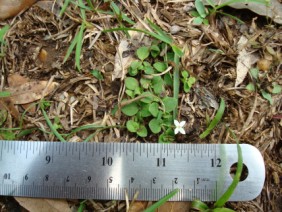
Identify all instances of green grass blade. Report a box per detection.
[199,98,225,139]
[71,124,117,133]
[173,54,180,120]
[40,102,66,142]
[213,130,243,208]
[59,0,72,16]
[63,33,78,63]
[0,25,10,43]
[191,199,209,210]
[77,0,86,21]
[103,27,172,44]
[217,11,244,24]
[144,189,179,212]
[0,91,11,98]
[146,19,173,43]
[206,0,216,8]
[86,0,95,10]
[16,128,36,139]
[75,23,86,71]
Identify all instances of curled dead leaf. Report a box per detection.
[235,49,259,87]
[0,98,20,120]
[0,0,37,20]
[15,197,71,212]
[7,81,59,104]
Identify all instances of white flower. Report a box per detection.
[174,120,186,134]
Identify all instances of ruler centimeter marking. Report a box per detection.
[0,141,265,201]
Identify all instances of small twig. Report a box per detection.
[142,66,172,79]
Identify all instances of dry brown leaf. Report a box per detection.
[157,202,191,212]
[235,49,259,87]
[0,98,20,120]
[128,201,147,212]
[0,0,36,20]
[7,81,59,104]
[8,73,29,87]
[8,74,37,113]
[36,0,62,17]
[15,197,71,212]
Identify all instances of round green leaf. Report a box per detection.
[181,71,189,78]
[164,73,173,86]
[193,16,203,25]
[184,83,191,93]
[125,77,139,90]
[272,82,281,94]
[250,68,259,80]
[140,92,154,103]
[128,67,139,76]
[121,102,139,116]
[149,118,162,134]
[125,89,134,98]
[163,97,177,113]
[136,46,150,61]
[140,78,151,89]
[137,125,148,137]
[153,62,167,73]
[130,60,142,70]
[195,0,207,18]
[246,83,255,91]
[188,77,196,87]
[126,120,139,133]
[140,103,151,117]
[150,45,160,58]
[152,76,164,94]
[149,102,159,117]
[144,65,154,75]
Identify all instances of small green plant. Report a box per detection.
[200,98,225,139]
[144,189,179,212]
[121,41,186,142]
[40,100,67,142]
[190,0,268,25]
[0,25,10,57]
[192,130,243,212]
[246,68,281,105]
[181,71,196,93]
[61,0,135,71]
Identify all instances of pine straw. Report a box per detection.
[0,0,281,211]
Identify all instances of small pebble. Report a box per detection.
[183,2,195,13]
[257,58,272,71]
[170,25,181,34]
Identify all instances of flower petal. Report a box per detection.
[174,128,179,134]
[179,121,186,127]
[179,127,186,134]
[174,120,180,126]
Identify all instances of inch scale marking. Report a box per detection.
[0,141,265,201]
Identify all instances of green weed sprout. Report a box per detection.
[200,98,225,139]
[144,189,179,212]
[120,42,181,142]
[0,25,10,57]
[40,100,66,142]
[246,68,281,105]
[60,0,135,71]
[192,130,243,211]
[104,19,188,142]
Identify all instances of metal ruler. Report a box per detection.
[0,141,265,201]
